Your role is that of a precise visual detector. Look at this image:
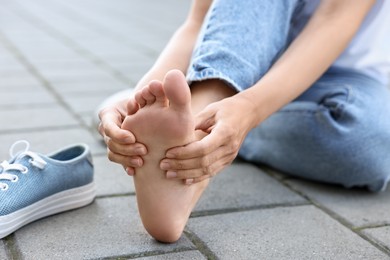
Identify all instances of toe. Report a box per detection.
[163,70,191,111]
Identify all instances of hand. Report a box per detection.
[98,97,147,175]
[160,94,257,184]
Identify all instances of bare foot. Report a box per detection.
[122,70,209,243]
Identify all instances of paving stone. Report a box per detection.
[137,250,206,260]
[93,155,135,196]
[64,94,115,114]
[15,196,194,259]
[0,241,7,260]
[51,80,130,95]
[0,89,56,107]
[0,75,41,87]
[188,205,389,259]
[0,105,79,131]
[0,128,105,159]
[287,179,390,227]
[362,226,390,251]
[194,162,306,212]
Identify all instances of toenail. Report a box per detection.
[166,171,177,179]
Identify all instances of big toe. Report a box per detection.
[163,70,191,110]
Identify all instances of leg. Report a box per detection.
[121,0,302,242]
[239,68,390,192]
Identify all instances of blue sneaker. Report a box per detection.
[0,140,95,239]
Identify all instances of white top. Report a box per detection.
[292,0,390,84]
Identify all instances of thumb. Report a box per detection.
[194,108,216,133]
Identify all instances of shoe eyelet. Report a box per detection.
[21,167,28,174]
[11,175,19,182]
[1,184,9,191]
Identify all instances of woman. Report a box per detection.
[98,0,390,242]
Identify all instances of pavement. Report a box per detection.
[0,0,389,259]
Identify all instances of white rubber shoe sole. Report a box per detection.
[0,182,95,239]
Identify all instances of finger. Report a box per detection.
[189,175,210,184]
[165,123,229,159]
[107,149,144,168]
[100,109,136,144]
[126,167,135,176]
[107,139,147,157]
[193,106,218,133]
[161,145,230,171]
[165,153,235,180]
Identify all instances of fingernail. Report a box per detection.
[131,158,142,167]
[136,147,146,155]
[166,152,175,158]
[166,171,177,179]
[126,167,135,176]
[185,179,194,185]
[124,136,135,143]
[160,161,170,170]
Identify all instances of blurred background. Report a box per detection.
[0,0,190,138]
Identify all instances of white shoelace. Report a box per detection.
[0,140,47,191]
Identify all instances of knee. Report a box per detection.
[328,131,390,192]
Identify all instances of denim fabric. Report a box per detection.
[187,0,390,191]
[187,0,302,91]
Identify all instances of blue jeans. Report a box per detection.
[187,0,390,192]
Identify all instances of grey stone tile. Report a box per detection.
[194,163,306,212]
[15,196,194,259]
[94,155,135,196]
[363,226,390,250]
[286,179,390,227]
[0,128,105,159]
[45,72,122,84]
[137,250,206,260]
[0,105,79,131]
[51,80,130,95]
[0,241,7,260]
[0,75,41,87]
[64,94,114,114]
[188,205,389,260]
[0,82,46,92]
[0,90,56,107]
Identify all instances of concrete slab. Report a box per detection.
[50,80,129,95]
[0,106,79,132]
[138,250,206,260]
[194,162,306,213]
[64,94,119,114]
[15,196,194,259]
[0,241,7,260]
[188,205,389,259]
[287,179,390,227]
[363,227,390,251]
[0,89,56,107]
[93,155,135,196]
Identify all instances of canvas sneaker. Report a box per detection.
[0,140,95,239]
